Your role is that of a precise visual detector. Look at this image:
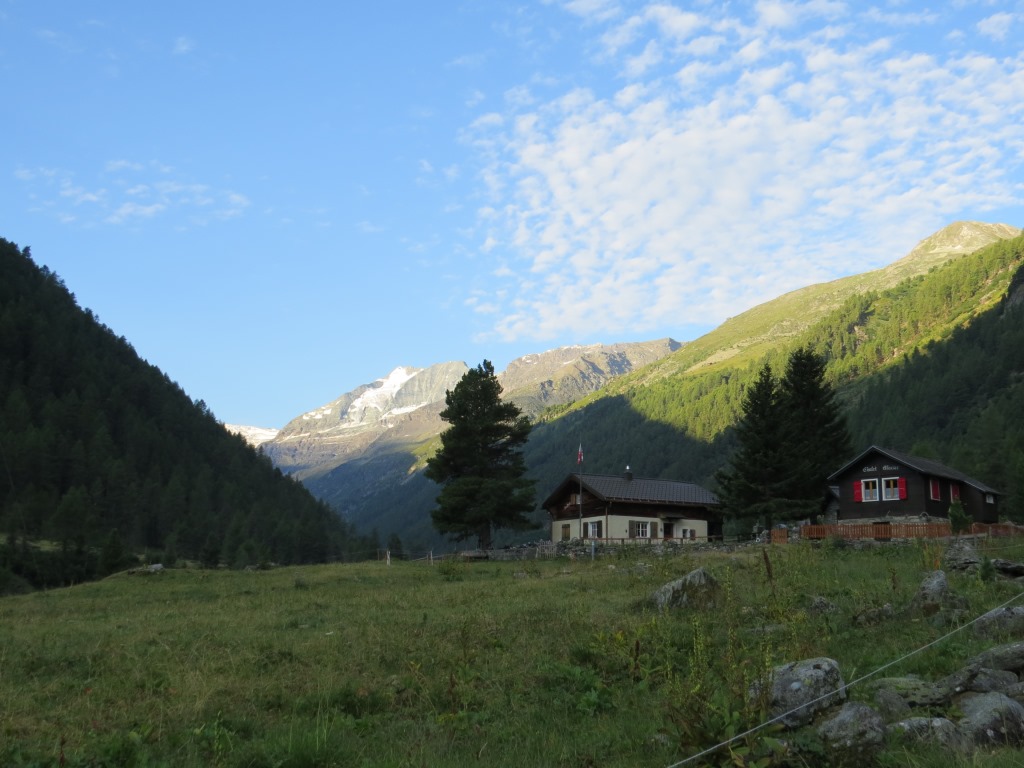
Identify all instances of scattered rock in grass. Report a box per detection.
[751,657,845,728]
[973,608,1024,638]
[853,603,894,627]
[967,641,1024,673]
[873,688,911,721]
[869,677,950,707]
[651,567,719,610]
[808,596,838,614]
[957,692,1024,746]
[889,717,968,752]
[944,540,981,572]
[908,570,948,615]
[817,701,886,751]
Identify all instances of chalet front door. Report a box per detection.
[663,522,674,540]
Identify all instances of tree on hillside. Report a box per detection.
[716,348,852,528]
[714,363,791,529]
[776,346,852,515]
[425,360,537,550]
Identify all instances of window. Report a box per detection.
[950,483,961,502]
[629,520,649,538]
[929,478,941,501]
[586,521,602,538]
[986,493,995,504]
[860,478,879,502]
[560,524,571,541]
[882,477,907,501]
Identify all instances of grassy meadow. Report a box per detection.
[3,540,1024,767]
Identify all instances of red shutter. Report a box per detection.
[951,483,960,502]
[853,481,862,502]
[898,477,907,500]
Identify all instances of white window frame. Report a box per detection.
[882,476,901,501]
[929,478,941,501]
[629,520,650,538]
[586,521,601,538]
[986,493,995,504]
[861,478,879,502]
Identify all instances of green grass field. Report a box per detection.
[3,540,1024,767]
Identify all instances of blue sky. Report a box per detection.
[3,1,1023,428]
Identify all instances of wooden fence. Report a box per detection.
[797,522,952,541]
[971,522,1024,538]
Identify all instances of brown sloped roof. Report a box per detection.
[542,472,719,509]
[828,446,1000,495]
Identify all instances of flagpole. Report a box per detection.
[577,443,583,539]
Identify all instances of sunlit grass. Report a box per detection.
[2,540,1023,766]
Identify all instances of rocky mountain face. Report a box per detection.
[257,340,682,488]
[261,362,468,481]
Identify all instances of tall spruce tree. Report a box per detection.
[777,346,852,515]
[714,362,791,529]
[716,349,852,527]
[425,360,537,550]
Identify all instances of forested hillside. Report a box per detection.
[526,232,1024,523]
[0,239,373,589]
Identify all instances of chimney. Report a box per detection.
[624,465,633,482]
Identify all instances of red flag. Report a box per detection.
[577,444,583,465]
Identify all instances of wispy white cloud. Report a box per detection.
[976,12,1016,41]
[14,160,250,227]
[465,3,1024,344]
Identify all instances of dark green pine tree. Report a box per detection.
[425,360,537,550]
[714,362,792,529]
[777,346,852,516]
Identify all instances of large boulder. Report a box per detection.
[957,692,1024,746]
[651,567,719,610]
[751,657,846,728]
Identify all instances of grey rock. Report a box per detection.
[873,688,912,721]
[889,717,969,751]
[973,608,1024,639]
[967,668,1019,695]
[817,701,885,750]
[957,692,1024,746]
[651,567,719,610]
[968,641,1024,673]
[944,540,981,572]
[808,596,838,614]
[751,657,846,728]
[909,570,948,615]
[853,603,894,627]
[870,677,950,707]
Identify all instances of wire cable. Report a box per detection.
[665,584,1024,768]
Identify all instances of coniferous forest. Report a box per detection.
[0,238,375,590]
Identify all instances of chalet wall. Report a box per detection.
[832,452,998,524]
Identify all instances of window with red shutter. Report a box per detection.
[951,483,961,502]
[853,481,862,502]
[898,477,907,500]
[929,478,941,501]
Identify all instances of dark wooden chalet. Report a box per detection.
[542,468,722,542]
[827,446,1000,524]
